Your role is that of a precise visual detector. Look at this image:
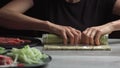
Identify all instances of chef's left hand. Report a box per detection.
[82,23,114,45]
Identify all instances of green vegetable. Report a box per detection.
[42,34,108,45]
[100,35,108,45]
[42,34,63,44]
[7,45,48,64]
[0,47,6,54]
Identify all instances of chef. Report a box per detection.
[0,0,120,45]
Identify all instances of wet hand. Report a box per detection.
[82,23,114,45]
[48,22,81,45]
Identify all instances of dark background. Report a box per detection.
[0,0,120,38]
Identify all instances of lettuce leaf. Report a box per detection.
[7,45,48,64]
[0,47,6,54]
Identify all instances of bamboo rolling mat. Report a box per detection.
[43,44,111,51]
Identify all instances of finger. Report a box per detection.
[83,28,89,34]
[81,33,84,44]
[89,29,97,45]
[76,30,82,44]
[73,30,81,45]
[66,29,74,45]
[95,31,102,45]
[68,27,77,45]
[72,31,79,45]
[85,28,94,45]
[86,31,90,45]
[68,27,81,45]
[83,34,89,45]
[70,29,81,45]
[62,32,68,45]
[83,28,90,45]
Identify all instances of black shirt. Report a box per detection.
[27,0,116,31]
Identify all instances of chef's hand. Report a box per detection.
[82,23,114,45]
[48,21,81,45]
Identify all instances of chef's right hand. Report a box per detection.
[47,21,81,45]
